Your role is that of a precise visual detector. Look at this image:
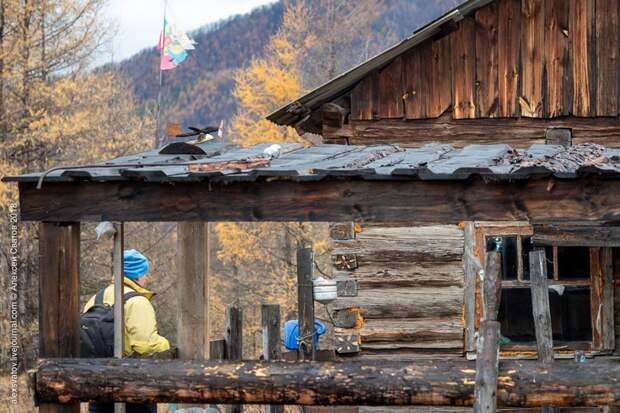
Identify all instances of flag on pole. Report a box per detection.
[158,20,196,70]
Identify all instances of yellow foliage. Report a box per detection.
[231,1,313,146]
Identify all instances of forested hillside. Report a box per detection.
[111,0,462,133]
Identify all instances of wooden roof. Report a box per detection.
[7,141,620,224]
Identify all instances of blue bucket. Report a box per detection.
[283,319,327,350]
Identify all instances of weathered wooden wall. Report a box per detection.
[325,0,620,147]
[329,224,465,358]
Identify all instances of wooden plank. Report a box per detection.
[452,17,476,119]
[177,222,209,360]
[262,304,283,413]
[18,176,620,224]
[570,0,596,116]
[498,0,521,117]
[520,0,545,118]
[591,248,616,351]
[545,0,570,117]
[430,34,453,118]
[533,224,620,247]
[297,247,315,361]
[464,222,479,352]
[404,41,432,119]
[601,248,615,350]
[209,339,226,360]
[473,320,501,413]
[475,2,499,118]
[378,57,404,118]
[474,251,502,413]
[113,223,125,413]
[347,116,620,147]
[529,250,554,363]
[596,0,619,116]
[225,305,243,413]
[38,222,80,413]
[177,222,210,412]
[350,71,379,121]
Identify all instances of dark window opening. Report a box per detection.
[522,237,553,280]
[557,246,590,279]
[498,287,592,343]
[486,235,518,280]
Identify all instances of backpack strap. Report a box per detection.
[123,291,143,302]
[94,289,142,306]
[94,288,106,306]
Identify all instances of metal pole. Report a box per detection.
[113,222,125,413]
[155,0,168,148]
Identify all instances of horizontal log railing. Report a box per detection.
[37,358,620,407]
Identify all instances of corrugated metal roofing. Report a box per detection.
[266,0,494,127]
[5,141,620,186]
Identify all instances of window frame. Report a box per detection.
[464,221,615,358]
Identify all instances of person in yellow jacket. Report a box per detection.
[84,249,169,413]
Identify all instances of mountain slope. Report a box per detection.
[112,0,461,131]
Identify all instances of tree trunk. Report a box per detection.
[36,358,620,407]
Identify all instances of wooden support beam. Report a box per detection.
[177,222,210,360]
[529,250,554,364]
[474,251,502,413]
[262,304,284,413]
[17,177,620,224]
[530,249,557,413]
[177,222,210,411]
[112,223,125,413]
[225,305,243,413]
[297,247,315,361]
[36,357,620,407]
[38,222,80,413]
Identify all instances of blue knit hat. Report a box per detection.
[123,249,149,279]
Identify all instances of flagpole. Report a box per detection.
[155,0,168,148]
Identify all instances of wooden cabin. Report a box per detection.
[10,0,620,411]
[268,0,620,373]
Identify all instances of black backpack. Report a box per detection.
[79,289,142,358]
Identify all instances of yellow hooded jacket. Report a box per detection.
[83,277,170,356]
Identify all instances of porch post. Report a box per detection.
[38,221,80,413]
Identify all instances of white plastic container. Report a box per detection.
[313,277,337,304]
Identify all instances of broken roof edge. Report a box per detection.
[266,0,494,129]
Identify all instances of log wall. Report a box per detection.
[330,224,465,358]
[324,0,620,147]
[351,0,618,122]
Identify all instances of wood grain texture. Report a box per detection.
[498,0,521,117]
[475,2,499,118]
[463,222,478,353]
[297,247,315,361]
[333,225,464,288]
[529,250,554,363]
[345,116,620,147]
[350,71,379,121]
[329,287,463,320]
[596,0,619,116]
[520,0,545,118]
[378,57,404,119]
[358,318,463,351]
[177,222,209,360]
[39,222,80,413]
[474,320,500,413]
[19,176,620,224]
[452,17,476,119]
[533,224,620,247]
[545,0,570,117]
[570,0,596,116]
[403,42,432,119]
[38,357,620,407]
[431,34,453,118]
